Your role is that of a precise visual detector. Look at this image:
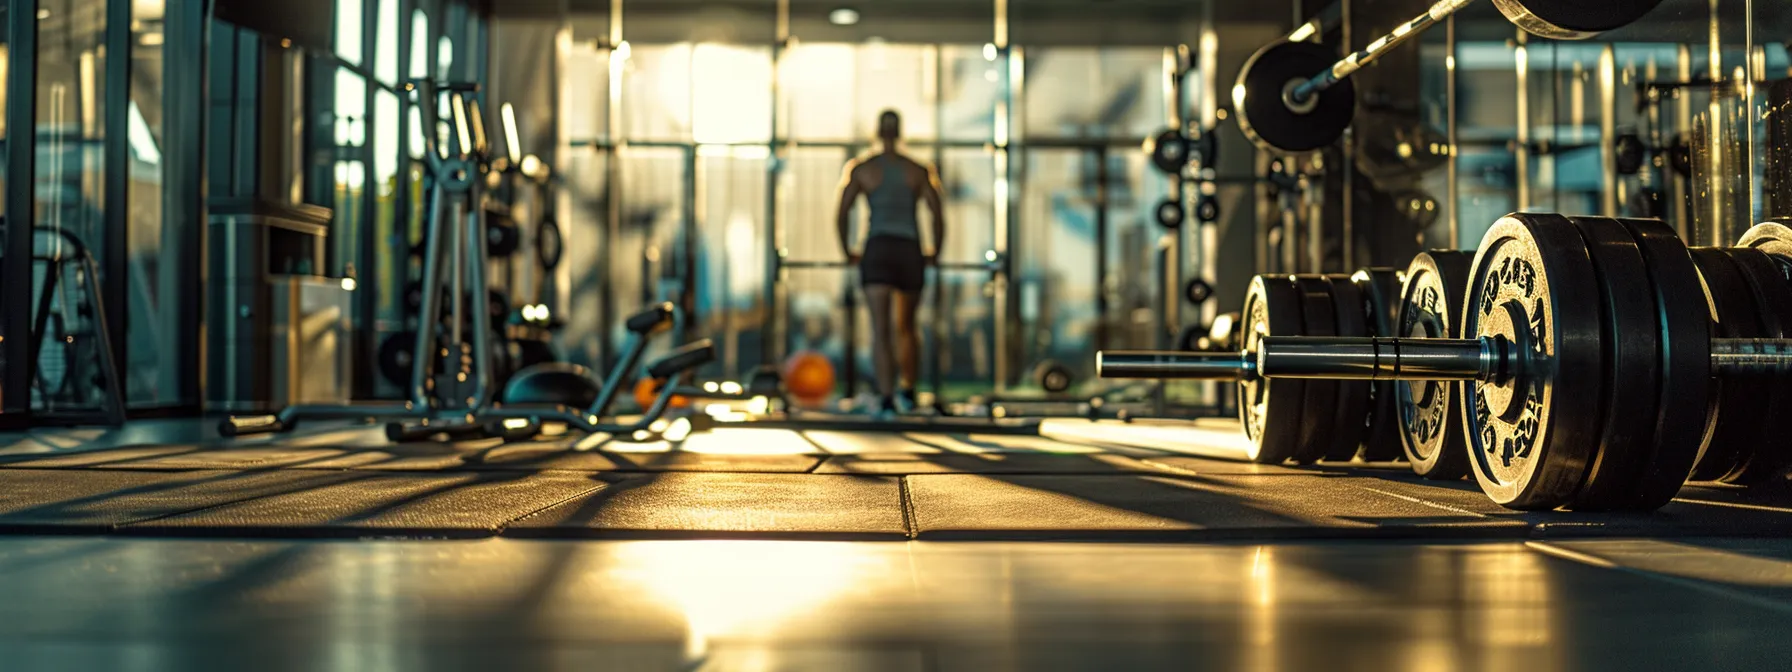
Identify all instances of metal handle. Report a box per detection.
[1095,351,1256,380]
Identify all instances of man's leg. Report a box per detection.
[864,284,898,404]
[893,290,921,395]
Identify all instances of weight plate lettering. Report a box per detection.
[1462,213,1604,510]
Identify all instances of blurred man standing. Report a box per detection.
[835,110,946,417]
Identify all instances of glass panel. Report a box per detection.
[781,42,939,142]
[409,9,429,79]
[374,0,400,85]
[691,44,771,144]
[334,69,367,275]
[563,39,609,145]
[335,0,363,65]
[373,90,400,323]
[128,0,176,406]
[940,44,998,143]
[612,146,687,361]
[1015,149,1098,388]
[1022,47,1167,140]
[695,150,768,379]
[623,43,692,140]
[33,0,109,412]
[0,3,10,412]
[556,149,607,368]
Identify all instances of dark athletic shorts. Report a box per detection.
[859,235,927,293]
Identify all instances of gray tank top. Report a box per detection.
[865,155,920,241]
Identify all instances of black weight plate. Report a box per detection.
[1290,275,1340,465]
[1492,0,1665,40]
[1614,133,1646,175]
[1184,278,1214,305]
[1564,217,1664,511]
[1687,249,1769,481]
[537,217,564,271]
[1718,248,1792,485]
[1462,213,1605,510]
[1196,197,1220,223]
[1238,276,1308,464]
[1354,267,1408,462]
[1612,217,1710,509]
[378,331,420,389]
[1323,275,1373,462]
[1668,134,1693,177]
[1148,129,1189,174]
[487,221,522,258]
[1234,41,1355,154]
[1155,199,1185,230]
[1398,251,1475,480]
[1177,324,1205,352]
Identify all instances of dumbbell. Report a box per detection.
[1233,0,1663,154]
[1102,213,1792,512]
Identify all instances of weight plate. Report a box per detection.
[1687,249,1768,481]
[1238,275,1308,464]
[1324,275,1373,462]
[1353,267,1407,462]
[1234,40,1356,154]
[1668,134,1693,177]
[1177,324,1205,352]
[1492,0,1665,40]
[1612,217,1710,509]
[1629,187,1665,219]
[1398,251,1474,480]
[1564,217,1664,511]
[1192,131,1218,167]
[1738,221,1792,262]
[487,221,522,258]
[1184,278,1214,305]
[1395,191,1441,230]
[1614,133,1646,175]
[1155,199,1185,230]
[1291,275,1340,465]
[378,331,420,389]
[1209,312,1243,352]
[1462,213,1605,510]
[1196,197,1221,223]
[537,217,565,271]
[1148,129,1189,174]
[1718,248,1792,485]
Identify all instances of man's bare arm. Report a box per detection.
[922,166,945,262]
[836,162,863,260]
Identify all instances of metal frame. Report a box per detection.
[2,0,41,427]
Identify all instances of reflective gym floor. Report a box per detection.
[2,421,1791,670]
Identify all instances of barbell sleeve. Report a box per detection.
[1286,0,1479,106]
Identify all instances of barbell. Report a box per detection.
[1235,0,1664,154]
[1099,213,1792,512]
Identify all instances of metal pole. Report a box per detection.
[601,0,624,370]
[1515,34,1531,210]
[1600,45,1618,217]
[992,1,1014,394]
[764,0,787,367]
[1286,0,1477,106]
[103,0,131,410]
[1446,15,1460,248]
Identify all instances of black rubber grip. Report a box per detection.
[647,340,716,379]
[625,303,676,334]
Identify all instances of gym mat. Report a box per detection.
[464,446,824,473]
[0,469,362,531]
[905,474,1525,541]
[814,451,1170,475]
[803,430,945,454]
[0,445,210,469]
[88,446,378,471]
[1137,455,1311,476]
[509,472,907,540]
[127,471,604,537]
[715,414,1043,435]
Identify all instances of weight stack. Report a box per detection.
[1766,79,1792,219]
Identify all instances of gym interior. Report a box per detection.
[1,0,1791,668]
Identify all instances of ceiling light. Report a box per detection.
[828,8,859,25]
